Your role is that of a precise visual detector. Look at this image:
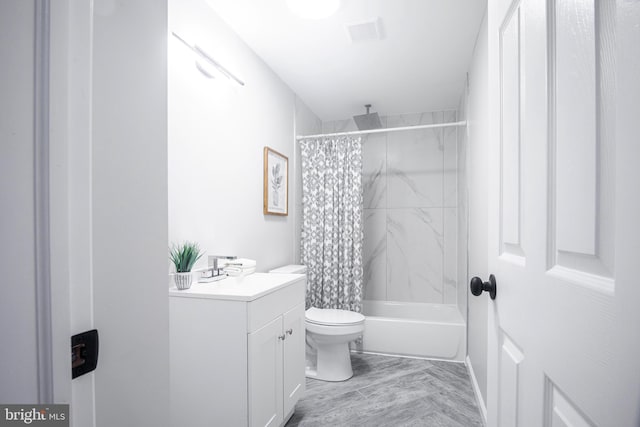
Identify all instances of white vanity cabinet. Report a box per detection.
[248,302,305,427]
[169,273,306,427]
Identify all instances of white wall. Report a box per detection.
[90,1,170,425]
[169,0,320,273]
[0,0,39,403]
[464,8,489,414]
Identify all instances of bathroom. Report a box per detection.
[2,0,638,426]
[168,0,481,424]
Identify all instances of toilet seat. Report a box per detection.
[305,307,365,326]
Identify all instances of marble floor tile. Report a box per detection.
[286,353,483,427]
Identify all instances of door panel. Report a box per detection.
[487,0,635,425]
[500,3,524,258]
[283,302,306,418]
[248,316,283,427]
[547,0,616,283]
[545,380,595,427]
[498,334,523,427]
[552,0,598,257]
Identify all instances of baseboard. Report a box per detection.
[465,355,488,426]
[352,349,465,364]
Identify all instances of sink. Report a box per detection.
[169,272,305,301]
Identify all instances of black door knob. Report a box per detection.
[470,275,497,300]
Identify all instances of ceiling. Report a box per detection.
[206,0,486,121]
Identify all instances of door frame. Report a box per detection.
[48,0,95,420]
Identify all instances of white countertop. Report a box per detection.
[168,272,305,301]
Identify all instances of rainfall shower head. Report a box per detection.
[353,104,382,130]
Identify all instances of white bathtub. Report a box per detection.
[358,300,466,361]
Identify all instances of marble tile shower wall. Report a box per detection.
[322,111,458,304]
[456,103,469,318]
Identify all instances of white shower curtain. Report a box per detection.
[300,135,364,313]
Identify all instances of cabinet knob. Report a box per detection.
[278,334,286,341]
[286,329,293,335]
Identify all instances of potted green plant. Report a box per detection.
[169,241,203,290]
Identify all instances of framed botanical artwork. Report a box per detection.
[263,147,288,215]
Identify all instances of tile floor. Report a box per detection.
[286,352,483,427]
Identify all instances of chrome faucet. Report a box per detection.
[198,255,237,283]
[209,255,237,274]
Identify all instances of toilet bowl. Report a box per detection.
[305,307,365,382]
[268,265,365,382]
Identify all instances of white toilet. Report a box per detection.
[304,307,365,381]
[268,265,365,382]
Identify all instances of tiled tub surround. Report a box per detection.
[455,103,469,321]
[323,111,459,305]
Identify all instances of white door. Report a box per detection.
[282,302,306,419]
[486,0,640,426]
[248,316,284,427]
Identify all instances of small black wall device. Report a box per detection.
[72,329,99,379]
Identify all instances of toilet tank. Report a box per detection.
[269,264,307,274]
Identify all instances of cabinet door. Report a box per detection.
[282,302,306,418]
[248,316,283,427]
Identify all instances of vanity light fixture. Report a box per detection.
[172,32,245,86]
[194,60,216,79]
[286,0,340,19]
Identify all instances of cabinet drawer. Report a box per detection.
[247,279,305,333]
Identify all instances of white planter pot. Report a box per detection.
[174,272,193,290]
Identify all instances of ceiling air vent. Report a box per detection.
[345,18,383,43]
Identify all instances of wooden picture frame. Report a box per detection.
[263,147,288,215]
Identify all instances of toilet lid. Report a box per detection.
[305,307,365,326]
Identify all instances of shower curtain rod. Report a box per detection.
[296,120,467,140]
